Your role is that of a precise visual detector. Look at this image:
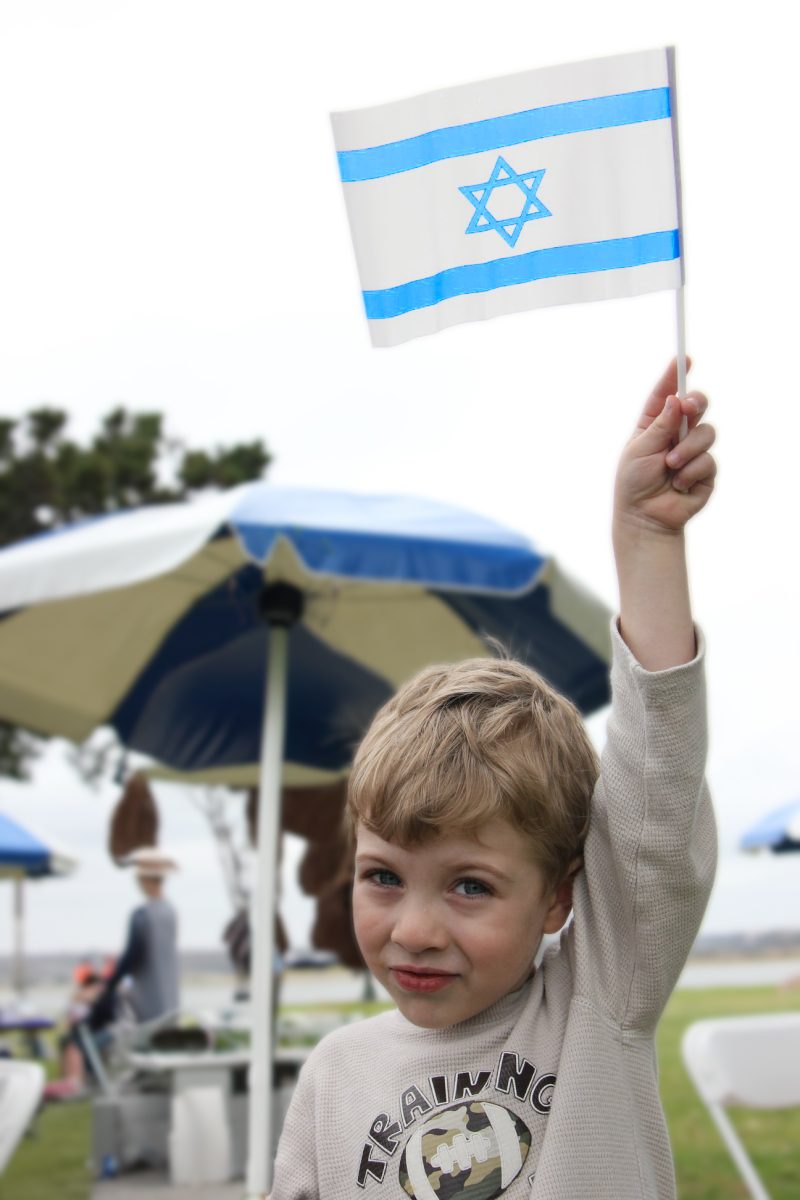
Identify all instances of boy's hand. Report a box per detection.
[614,359,716,536]
[613,359,716,668]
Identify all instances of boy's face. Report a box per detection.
[353,818,575,1029]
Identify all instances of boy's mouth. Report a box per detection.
[390,966,458,994]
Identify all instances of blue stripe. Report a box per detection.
[338,88,670,182]
[363,230,680,320]
[236,525,542,592]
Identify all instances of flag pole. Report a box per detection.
[667,46,689,441]
[675,285,689,440]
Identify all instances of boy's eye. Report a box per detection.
[365,868,402,888]
[454,878,491,898]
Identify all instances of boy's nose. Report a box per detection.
[390,899,449,954]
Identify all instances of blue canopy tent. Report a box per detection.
[0,811,58,877]
[741,799,800,854]
[0,811,77,992]
[0,481,611,1189]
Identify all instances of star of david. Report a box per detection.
[459,155,552,248]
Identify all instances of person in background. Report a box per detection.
[89,847,180,1030]
[43,957,113,1098]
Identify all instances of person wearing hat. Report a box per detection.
[89,847,180,1030]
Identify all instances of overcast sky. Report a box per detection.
[1,1,798,957]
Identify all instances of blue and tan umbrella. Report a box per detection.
[0,481,611,1190]
[741,799,800,854]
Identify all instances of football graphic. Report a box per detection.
[399,1100,531,1200]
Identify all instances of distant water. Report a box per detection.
[678,957,800,989]
[3,960,799,1023]
[0,968,388,1021]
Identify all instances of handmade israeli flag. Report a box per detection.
[331,48,683,347]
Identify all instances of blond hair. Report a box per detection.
[347,656,599,890]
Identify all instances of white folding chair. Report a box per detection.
[0,1059,46,1173]
[681,1012,800,1200]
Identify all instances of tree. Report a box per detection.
[0,405,272,777]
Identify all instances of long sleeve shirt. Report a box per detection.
[272,624,716,1200]
[95,897,179,1026]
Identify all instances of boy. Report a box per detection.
[272,361,717,1200]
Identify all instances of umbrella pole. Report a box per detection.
[246,585,302,1199]
[13,877,25,994]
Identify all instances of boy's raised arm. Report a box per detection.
[612,359,716,670]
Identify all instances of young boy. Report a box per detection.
[272,361,717,1200]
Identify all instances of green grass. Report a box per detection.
[0,1099,92,1200]
[659,985,800,1199]
[3,984,799,1198]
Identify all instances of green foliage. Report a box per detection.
[0,406,272,547]
[0,721,42,779]
[0,404,272,777]
[179,441,271,491]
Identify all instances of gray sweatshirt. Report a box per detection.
[126,897,179,1022]
[272,625,716,1200]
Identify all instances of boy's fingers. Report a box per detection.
[681,391,708,430]
[665,422,716,471]
[635,393,683,452]
[672,452,717,494]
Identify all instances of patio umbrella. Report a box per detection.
[0,810,77,991]
[741,799,800,854]
[0,481,611,1192]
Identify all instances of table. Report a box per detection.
[124,1046,308,1184]
[0,1011,54,1058]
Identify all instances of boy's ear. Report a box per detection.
[542,857,583,934]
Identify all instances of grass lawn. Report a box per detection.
[659,985,800,1199]
[3,982,799,1198]
[0,1098,92,1200]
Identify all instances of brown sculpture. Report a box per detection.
[108,772,159,862]
[248,780,364,969]
[109,772,362,972]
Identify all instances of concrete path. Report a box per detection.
[91,1171,245,1199]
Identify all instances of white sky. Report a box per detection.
[0,0,798,956]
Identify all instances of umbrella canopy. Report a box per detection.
[0,810,76,879]
[0,810,77,993]
[0,481,611,1188]
[0,484,610,771]
[741,799,800,854]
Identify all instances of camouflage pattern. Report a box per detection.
[399,1101,531,1200]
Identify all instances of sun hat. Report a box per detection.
[121,846,179,877]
